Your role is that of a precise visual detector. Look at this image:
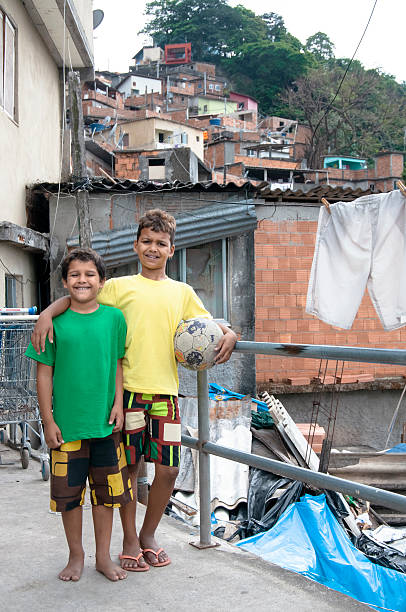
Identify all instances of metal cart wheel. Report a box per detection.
[41,459,50,481]
[0,429,8,445]
[21,448,30,469]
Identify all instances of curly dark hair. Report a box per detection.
[137,209,176,245]
[61,247,106,281]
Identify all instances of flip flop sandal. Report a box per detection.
[119,552,150,572]
[142,547,171,567]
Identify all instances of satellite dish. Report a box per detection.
[93,9,104,29]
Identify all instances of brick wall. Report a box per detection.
[255,216,406,386]
[115,152,141,180]
[205,141,225,169]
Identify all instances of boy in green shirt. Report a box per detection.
[32,210,237,571]
[26,248,132,582]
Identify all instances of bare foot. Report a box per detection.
[140,531,170,566]
[58,553,84,582]
[120,536,148,571]
[96,557,127,582]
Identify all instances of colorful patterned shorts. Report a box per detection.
[123,391,181,467]
[50,432,133,512]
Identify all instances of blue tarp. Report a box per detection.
[385,443,406,454]
[237,494,406,611]
[209,383,268,412]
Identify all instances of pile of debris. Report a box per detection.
[162,385,406,610]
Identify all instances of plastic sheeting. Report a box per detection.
[237,494,406,611]
[209,383,268,411]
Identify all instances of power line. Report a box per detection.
[311,0,379,149]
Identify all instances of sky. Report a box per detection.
[93,0,406,83]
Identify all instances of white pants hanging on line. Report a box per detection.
[306,190,406,331]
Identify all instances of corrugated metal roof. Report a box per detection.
[68,203,257,267]
[36,178,256,195]
[258,184,380,203]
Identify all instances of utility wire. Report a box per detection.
[311,0,379,148]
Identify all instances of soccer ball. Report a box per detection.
[174,318,223,370]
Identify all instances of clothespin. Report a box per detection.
[397,180,406,197]
[321,197,331,215]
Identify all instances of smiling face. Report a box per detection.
[62,259,105,311]
[134,227,175,279]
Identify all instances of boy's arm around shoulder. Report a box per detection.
[214,323,237,364]
[31,296,70,354]
[36,362,64,449]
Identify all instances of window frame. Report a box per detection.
[0,6,17,122]
[167,238,228,320]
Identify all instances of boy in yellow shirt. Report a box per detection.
[32,209,236,571]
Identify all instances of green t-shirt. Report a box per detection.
[25,305,127,443]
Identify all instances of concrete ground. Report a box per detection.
[0,443,372,612]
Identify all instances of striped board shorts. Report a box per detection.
[123,391,181,467]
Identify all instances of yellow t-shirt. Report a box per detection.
[98,274,211,396]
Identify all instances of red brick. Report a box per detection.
[356,374,374,382]
[255,256,267,268]
[336,375,358,384]
[285,376,311,385]
[313,376,336,385]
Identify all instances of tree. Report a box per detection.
[305,32,335,61]
[284,60,406,167]
[261,12,286,42]
[224,40,309,115]
[142,0,266,61]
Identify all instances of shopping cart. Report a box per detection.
[0,310,50,480]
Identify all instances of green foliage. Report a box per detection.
[305,32,335,61]
[284,61,406,166]
[143,0,305,113]
[223,41,309,115]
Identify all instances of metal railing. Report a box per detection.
[183,341,406,547]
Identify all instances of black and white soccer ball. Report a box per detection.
[174,318,223,370]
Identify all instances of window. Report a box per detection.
[181,132,188,144]
[196,136,200,142]
[158,132,165,143]
[215,85,220,91]
[209,84,214,90]
[203,104,208,112]
[167,240,228,319]
[148,158,165,180]
[5,275,16,307]
[0,9,16,119]
[5,274,22,307]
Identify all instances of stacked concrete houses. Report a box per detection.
[82,43,403,193]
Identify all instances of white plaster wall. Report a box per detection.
[0,0,61,227]
[73,0,94,54]
[118,75,162,98]
[124,118,204,160]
